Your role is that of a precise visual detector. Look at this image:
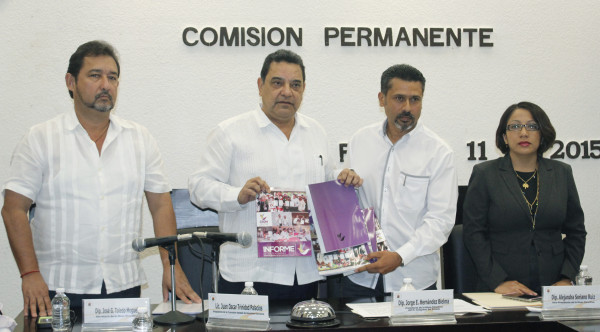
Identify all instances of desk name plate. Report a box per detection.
[390,290,455,325]
[542,285,600,309]
[82,297,150,324]
[208,293,269,321]
[391,289,454,315]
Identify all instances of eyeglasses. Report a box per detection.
[506,123,540,131]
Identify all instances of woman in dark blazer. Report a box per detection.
[463,101,586,295]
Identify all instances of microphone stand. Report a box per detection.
[196,238,220,322]
[212,240,219,293]
[153,243,195,325]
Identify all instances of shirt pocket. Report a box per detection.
[394,172,430,213]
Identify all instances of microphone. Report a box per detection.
[193,231,252,248]
[132,233,193,252]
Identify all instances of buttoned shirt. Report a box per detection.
[347,120,457,291]
[3,110,171,294]
[188,109,332,285]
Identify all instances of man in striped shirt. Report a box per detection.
[2,40,200,317]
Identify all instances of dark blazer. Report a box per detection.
[463,154,586,291]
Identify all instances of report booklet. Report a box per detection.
[255,189,312,258]
[306,180,370,253]
[312,207,390,276]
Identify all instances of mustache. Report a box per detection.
[395,111,414,121]
[95,90,113,102]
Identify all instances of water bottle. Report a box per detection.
[132,306,153,331]
[51,288,70,331]
[399,278,416,291]
[576,265,593,286]
[241,282,258,295]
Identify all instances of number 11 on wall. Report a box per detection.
[467,141,488,161]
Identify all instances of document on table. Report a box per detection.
[346,302,391,318]
[152,300,209,315]
[346,299,488,318]
[463,292,542,310]
[454,299,490,315]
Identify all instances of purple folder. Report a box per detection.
[307,180,369,253]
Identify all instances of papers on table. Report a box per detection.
[347,302,391,318]
[463,292,542,311]
[346,299,489,318]
[152,300,209,315]
[454,299,491,315]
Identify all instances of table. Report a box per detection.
[13,297,591,331]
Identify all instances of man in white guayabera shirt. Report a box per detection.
[2,40,200,318]
[188,49,362,300]
[328,64,458,297]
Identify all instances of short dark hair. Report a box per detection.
[495,101,556,155]
[67,40,120,98]
[381,64,426,95]
[260,49,305,82]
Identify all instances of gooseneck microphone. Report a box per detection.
[132,233,193,252]
[193,231,252,248]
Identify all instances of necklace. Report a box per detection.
[90,123,110,143]
[515,169,537,189]
[518,172,539,230]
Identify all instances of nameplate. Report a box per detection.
[83,298,150,324]
[542,285,600,310]
[391,290,454,315]
[208,293,269,321]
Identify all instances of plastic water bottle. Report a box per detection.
[51,288,70,331]
[399,278,416,291]
[241,282,258,295]
[132,306,153,331]
[576,265,593,286]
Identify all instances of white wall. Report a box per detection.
[1,0,599,318]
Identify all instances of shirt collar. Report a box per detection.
[64,109,133,133]
[64,109,81,131]
[253,108,309,129]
